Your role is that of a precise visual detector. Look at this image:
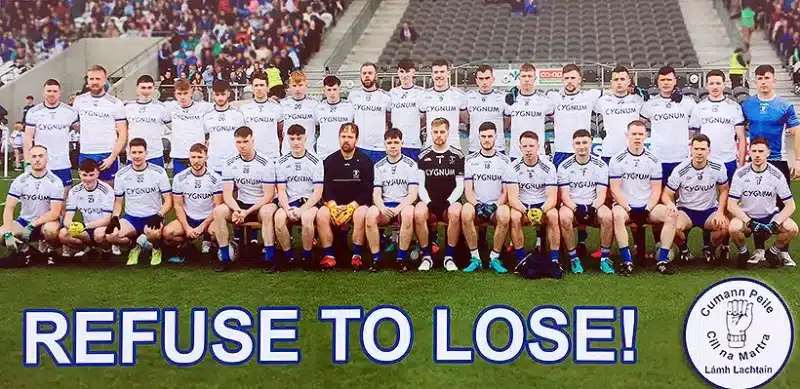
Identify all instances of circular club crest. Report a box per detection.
[683,278,794,389]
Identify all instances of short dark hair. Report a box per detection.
[706,69,726,82]
[691,134,711,147]
[129,137,147,150]
[79,158,99,173]
[136,75,154,85]
[573,129,592,139]
[754,65,775,77]
[520,63,536,73]
[287,124,306,136]
[384,128,403,140]
[562,63,581,75]
[212,79,230,93]
[611,66,629,78]
[26,95,34,100]
[234,126,253,138]
[323,75,341,87]
[251,73,268,84]
[431,59,449,69]
[43,79,60,88]
[340,122,359,138]
[397,58,416,71]
[478,121,496,133]
[189,143,208,154]
[476,65,493,74]
[627,120,647,131]
[360,62,377,72]
[750,136,770,148]
[519,131,539,142]
[657,66,676,78]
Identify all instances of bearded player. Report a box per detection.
[350,62,392,162]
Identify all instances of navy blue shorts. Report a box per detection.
[523,202,544,210]
[552,152,574,168]
[172,158,190,175]
[236,201,261,223]
[127,156,164,168]
[401,148,421,161]
[679,207,717,228]
[79,153,119,181]
[187,217,205,229]
[361,149,387,163]
[288,199,322,208]
[15,217,44,241]
[661,162,681,186]
[123,214,157,235]
[751,213,778,226]
[51,168,73,187]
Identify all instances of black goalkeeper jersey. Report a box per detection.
[417,145,465,204]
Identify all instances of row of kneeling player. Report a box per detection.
[1,118,795,276]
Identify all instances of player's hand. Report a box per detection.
[288,207,300,221]
[665,204,679,218]
[232,210,244,224]
[187,226,203,240]
[712,212,729,229]
[20,224,35,241]
[791,160,800,179]
[381,207,395,219]
[99,156,115,171]
[105,216,121,234]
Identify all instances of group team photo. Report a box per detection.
[4,59,799,278]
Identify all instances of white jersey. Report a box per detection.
[275,151,324,203]
[240,99,284,160]
[390,85,425,149]
[280,96,317,152]
[465,151,514,204]
[349,88,392,151]
[7,171,64,221]
[65,181,115,224]
[203,106,246,172]
[467,90,506,152]
[314,99,354,158]
[504,92,554,158]
[547,89,603,153]
[689,97,745,163]
[24,103,79,170]
[114,163,171,218]
[124,100,171,159]
[593,93,643,158]
[73,92,126,154]
[511,157,557,206]
[172,169,222,221]
[608,149,662,208]
[418,87,467,146]
[666,158,728,211]
[374,155,418,204]
[222,152,276,204]
[640,95,697,163]
[729,163,791,219]
[557,155,609,206]
[166,100,213,159]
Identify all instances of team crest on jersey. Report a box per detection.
[258,105,264,112]
[617,99,625,105]
[219,114,225,121]
[402,92,408,99]
[137,175,144,183]
[697,173,703,181]
[330,106,336,112]
[760,103,769,113]
[295,163,302,171]
[666,103,672,109]
[438,95,444,102]
[712,105,719,113]
[449,155,455,164]
[484,162,491,170]
[87,195,94,203]
[481,97,486,102]
[365,95,371,101]
[581,167,587,176]
[391,166,397,175]
[195,180,202,188]
[524,99,529,106]
[353,169,360,179]
[139,106,146,114]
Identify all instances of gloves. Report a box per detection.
[632,86,650,102]
[105,216,121,234]
[575,205,595,225]
[427,200,450,217]
[526,207,543,225]
[330,201,357,226]
[146,214,164,230]
[505,86,520,105]
[747,220,774,240]
[20,224,35,241]
[475,203,497,222]
[629,207,649,226]
[670,87,683,103]
[68,221,86,237]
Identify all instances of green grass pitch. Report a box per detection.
[0,173,798,389]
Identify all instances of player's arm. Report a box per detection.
[542,164,558,213]
[507,184,525,213]
[417,169,431,204]
[447,159,465,204]
[726,175,749,222]
[773,177,795,224]
[222,181,240,211]
[3,197,18,227]
[559,185,577,212]
[385,111,392,132]
[277,183,290,211]
[716,182,730,220]
[647,180,662,211]
[300,183,323,213]
[735,124,747,166]
[594,181,608,208]
[157,172,173,218]
[34,198,63,227]
[277,121,284,146]
[609,178,630,211]
[62,210,76,227]
[661,169,680,211]
[172,192,191,230]
[372,187,385,210]
[398,183,418,210]
[244,182,274,218]
[111,116,128,160]
[22,123,35,164]
[463,179,477,205]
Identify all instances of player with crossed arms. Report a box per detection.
[58,159,115,258]
[274,124,324,270]
[727,137,798,268]
[366,129,419,272]
[162,143,223,263]
[557,129,614,274]
[461,122,514,273]
[662,135,731,265]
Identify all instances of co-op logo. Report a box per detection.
[683,277,794,389]
[538,69,563,79]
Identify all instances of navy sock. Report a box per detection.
[515,248,525,262]
[578,229,588,244]
[264,245,274,261]
[397,249,407,261]
[422,245,432,257]
[620,247,632,264]
[445,245,455,257]
[248,229,258,242]
[220,245,231,261]
[323,246,334,257]
[568,249,578,261]
[600,246,610,259]
[353,244,363,257]
[303,249,312,260]
[658,247,670,263]
[283,249,292,260]
[550,249,559,263]
[372,251,381,262]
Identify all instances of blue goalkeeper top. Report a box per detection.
[742,95,800,161]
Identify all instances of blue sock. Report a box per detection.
[283,249,292,260]
[568,249,578,261]
[601,246,610,259]
[658,247,670,263]
[515,248,526,262]
[248,229,258,242]
[550,250,559,263]
[372,251,381,262]
[578,230,588,244]
[445,245,455,257]
[303,249,312,260]
[219,245,231,261]
[353,244,362,257]
[422,245,432,257]
[264,245,274,261]
[620,247,632,264]
[323,246,334,257]
[397,249,407,261]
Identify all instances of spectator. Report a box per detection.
[21,96,34,124]
[398,22,418,42]
[742,3,756,48]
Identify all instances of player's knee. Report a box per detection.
[496,206,510,224]
[274,209,288,225]
[510,209,522,226]
[213,204,229,219]
[301,210,316,227]
[783,219,799,235]
[145,229,161,241]
[546,208,559,224]
[366,214,379,229]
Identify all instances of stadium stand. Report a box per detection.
[377,0,701,72]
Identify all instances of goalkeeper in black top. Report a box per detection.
[316,122,374,270]
[414,117,465,272]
